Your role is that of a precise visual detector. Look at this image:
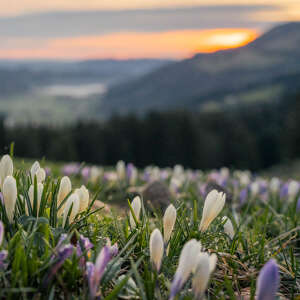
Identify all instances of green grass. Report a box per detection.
[0,156,299,299]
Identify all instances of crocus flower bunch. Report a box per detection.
[0,154,296,299]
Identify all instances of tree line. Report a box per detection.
[1,92,300,171]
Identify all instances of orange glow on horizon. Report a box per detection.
[0,29,259,60]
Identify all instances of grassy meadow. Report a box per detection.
[0,155,298,299]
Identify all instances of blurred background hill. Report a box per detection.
[101,22,300,115]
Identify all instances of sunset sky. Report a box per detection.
[1,0,300,60]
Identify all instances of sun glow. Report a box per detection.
[0,29,259,60]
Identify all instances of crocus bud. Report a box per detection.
[2,176,17,222]
[192,252,217,299]
[57,176,72,214]
[288,180,299,202]
[77,235,93,268]
[163,204,177,244]
[126,163,138,185]
[106,238,119,257]
[199,190,226,232]
[269,178,280,193]
[222,216,234,239]
[30,160,46,183]
[116,160,126,180]
[240,172,250,186]
[150,229,164,272]
[28,183,44,215]
[75,185,89,213]
[170,239,201,299]
[44,244,74,286]
[129,196,141,228]
[256,259,279,300]
[0,155,13,189]
[250,181,260,197]
[36,167,46,183]
[90,166,102,184]
[63,193,80,227]
[87,246,112,299]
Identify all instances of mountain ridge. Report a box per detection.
[100,22,300,116]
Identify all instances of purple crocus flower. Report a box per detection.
[0,222,7,270]
[239,188,248,206]
[57,244,74,262]
[220,179,227,188]
[126,163,135,181]
[86,245,112,299]
[259,181,268,195]
[81,167,91,182]
[50,234,68,262]
[110,243,118,257]
[0,192,3,206]
[297,197,300,212]
[142,170,151,182]
[44,244,74,286]
[280,183,289,199]
[160,170,170,180]
[256,259,280,300]
[62,163,80,176]
[169,273,183,300]
[106,238,118,257]
[0,250,8,269]
[260,192,269,203]
[198,183,207,198]
[77,235,93,268]
[45,167,51,177]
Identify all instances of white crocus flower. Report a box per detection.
[250,181,260,197]
[239,172,250,186]
[2,176,17,222]
[129,167,138,185]
[170,239,201,299]
[63,193,80,227]
[199,190,226,232]
[192,252,217,299]
[222,216,235,239]
[75,185,89,213]
[90,166,102,184]
[36,168,46,183]
[163,204,177,244]
[149,229,164,272]
[28,183,44,215]
[129,196,141,228]
[0,154,13,189]
[57,176,72,215]
[269,177,280,194]
[288,180,299,201]
[116,160,126,180]
[30,161,46,183]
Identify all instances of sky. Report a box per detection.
[1,0,300,60]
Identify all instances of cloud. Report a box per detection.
[0,29,258,59]
[1,1,297,17]
[0,5,276,39]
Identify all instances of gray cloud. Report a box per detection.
[0,5,277,38]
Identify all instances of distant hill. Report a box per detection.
[0,58,172,90]
[0,58,171,124]
[100,22,300,115]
